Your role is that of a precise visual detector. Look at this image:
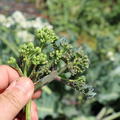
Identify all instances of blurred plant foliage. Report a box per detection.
[81,36,120,120]
[40,0,120,39]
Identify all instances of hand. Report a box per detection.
[0,65,41,120]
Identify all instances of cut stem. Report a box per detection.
[25,71,59,120]
[34,71,58,91]
[25,100,32,120]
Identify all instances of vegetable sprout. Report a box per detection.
[8,27,93,120]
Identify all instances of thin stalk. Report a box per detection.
[11,64,23,76]
[25,100,32,120]
[96,107,107,120]
[24,63,28,77]
[105,108,114,115]
[24,68,31,120]
[29,65,37,79]
[102,112,120,120]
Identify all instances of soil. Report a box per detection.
[0,0,48,19]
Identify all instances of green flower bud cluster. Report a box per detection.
[67,51,89,75]
[60,42,73,50]
[19,42,35,56]
[8,27,92,99]
[38,63,51,76]
[8,57,17,64]
[19,42,47,65]
[67,76,86,91]
[49,39,73,64]
[62,50,73,61]
[66,76,95,98]
[50,49,64,64]
[35,27,58,43]
[8,57,23,75]
[32,53,47,65]
[55,50,64,60]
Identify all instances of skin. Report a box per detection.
[0,65,41,120]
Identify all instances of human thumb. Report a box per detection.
[0,77,34,120]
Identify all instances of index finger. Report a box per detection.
[0,65,19,92]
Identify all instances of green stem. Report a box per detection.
[25,100,32,120]
[34,65,67,92]
[102,112,120,120]
[23,68,31,120]
[29,65,37,81]
[24,63,28,77]
[10,64,23,76]
[25,71,59,119]
[34,71,58,91]
[96,107,107,120]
